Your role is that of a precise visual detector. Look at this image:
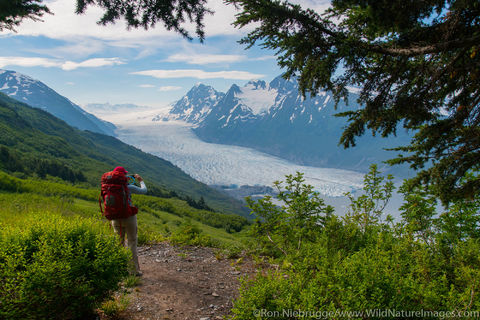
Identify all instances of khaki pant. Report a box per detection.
[111,215,139,273]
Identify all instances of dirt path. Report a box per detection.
[118,243,257,320]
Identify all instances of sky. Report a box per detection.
[0,0,330,108]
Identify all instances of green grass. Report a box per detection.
[73,192,251,247]
[0,170,251,249]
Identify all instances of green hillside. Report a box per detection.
[0,92,248,217]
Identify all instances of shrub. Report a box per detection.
[170,221,216,247]
[137,225,166,246]
[0,213,130,320]
[231,167,480,319]
[246,172,334,257]
[0,170,21,192]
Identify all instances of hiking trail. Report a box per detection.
[107,242,257,320]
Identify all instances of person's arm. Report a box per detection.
[128,174,147,194]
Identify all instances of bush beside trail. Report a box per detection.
[0,212,130,320]
[231,166,480,319]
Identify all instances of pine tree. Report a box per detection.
[228,0,480,204]
[0,0,50,31]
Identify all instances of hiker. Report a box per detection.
[100,166,147,276]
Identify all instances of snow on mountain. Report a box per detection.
[236,80,277,115]
[160,75,339,129]
[0,69,115,136]
[157,83,224,124]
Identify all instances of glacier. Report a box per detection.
[99,107,365,197]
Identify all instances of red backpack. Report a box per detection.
[99,170,137,220]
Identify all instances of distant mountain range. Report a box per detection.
[83,102,154,115]
[159,76,412,174]
[0,69,115,136]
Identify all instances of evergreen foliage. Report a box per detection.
[0,145,86,183]
[228,0,480,204]
[185,195,214,212]
[76,0,212,41]
[0,0,211,40]
[0,0,50,31]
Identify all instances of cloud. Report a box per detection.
[0,57,60,68]
[138,84,182,91]
[251,55,276,61]
[7,0,247,44]
[202,0,254,36]
[158,86,183,92]
[30,40,106,60]
[131,69,264,80]
[284,0,331,14]
[61,58,125,70]
[165,53,246,65]
[66,81,75,85]
[2,0,330,57]
[0,0,301,63]
[0,56,125,70]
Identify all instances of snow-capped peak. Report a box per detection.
[245,79,267,90]
[159,83,225,125]
[0,69,116,135]
[235,81,277,115]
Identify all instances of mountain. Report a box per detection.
[0,91,248,216]
[162,76,412,174]
[0,69,115,136]
[156,83,225,124]
[83,102,154,115]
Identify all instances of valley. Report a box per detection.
[87,104,409,217]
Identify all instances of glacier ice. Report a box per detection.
[107,112,365,197]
